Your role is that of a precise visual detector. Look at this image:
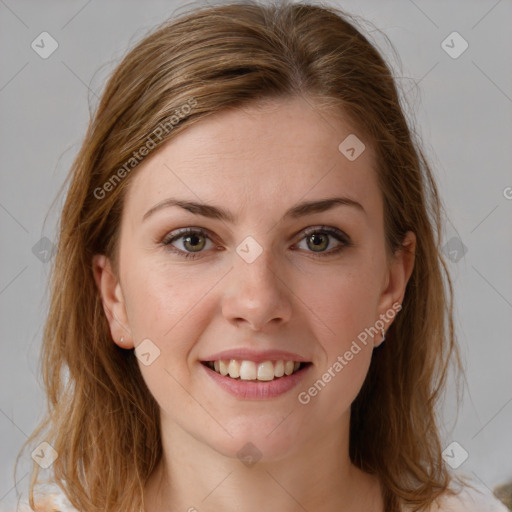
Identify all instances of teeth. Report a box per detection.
[239,360,257,380]
[219,359,229,376]
[257,361,275,381]
[274,360,284,377]
[228,359,240,378]
[206,359,306,381]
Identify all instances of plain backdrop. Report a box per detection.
[1,0,511,509]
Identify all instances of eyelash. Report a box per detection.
[161,226,352,260]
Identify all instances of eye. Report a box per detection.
[162,228,216,259]
[294,226,351,256]
[161,225,351,260]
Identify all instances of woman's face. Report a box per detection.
[95,95,414,462]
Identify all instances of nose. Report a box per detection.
[221,246,293,331]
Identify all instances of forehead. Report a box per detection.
[124,96,381,223]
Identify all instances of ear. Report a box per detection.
[375,231,416,347]
[92,254,133,349]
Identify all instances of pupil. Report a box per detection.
[186,234,204,251]
[309,234,327,251]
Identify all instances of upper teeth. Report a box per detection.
[208,359,302,381]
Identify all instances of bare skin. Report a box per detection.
[94,95,415,512]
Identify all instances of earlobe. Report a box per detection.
[92,254,133,348]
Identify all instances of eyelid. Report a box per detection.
[161,226,212,243]
[298,225,350,243]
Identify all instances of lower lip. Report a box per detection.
[200,362,312,400]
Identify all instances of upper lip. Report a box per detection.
[201,348,311,364]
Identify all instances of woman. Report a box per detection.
[16,1,507,511]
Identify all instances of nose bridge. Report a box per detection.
[221,236,292,329]
[232,231,277,276]
[243,246,278,286]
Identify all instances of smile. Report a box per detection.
[202,359,310,381]
[200,358,313,399]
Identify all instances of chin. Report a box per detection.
[205,417,306,464]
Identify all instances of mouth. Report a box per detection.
[201,359,312,382]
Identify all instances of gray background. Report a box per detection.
[1,0,511,509]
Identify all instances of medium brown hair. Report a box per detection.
[19,1,462,510]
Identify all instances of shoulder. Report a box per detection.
[428,483,509,512]
[10,482,79,512]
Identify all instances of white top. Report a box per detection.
[6,481,508,511]
[404,483,509,511]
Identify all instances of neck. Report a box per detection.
[144,411,383,512]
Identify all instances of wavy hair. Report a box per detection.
[18,1,462,510]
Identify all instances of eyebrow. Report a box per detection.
[142,196,365,223]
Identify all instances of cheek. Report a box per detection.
[297,276,375,422]
[293,263,378,412]
[122,258,219,342]
[121,261,221,403]
[301,264,379,349]
[298,345,372,432]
